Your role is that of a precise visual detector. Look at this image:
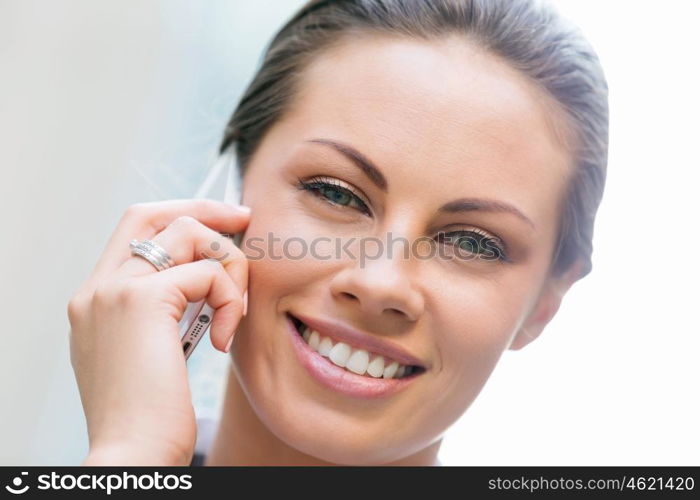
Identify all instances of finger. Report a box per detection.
[116,215,248,295]
[86,199,250,289]
[140,258,244,352]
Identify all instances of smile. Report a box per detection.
[285,312,426,399]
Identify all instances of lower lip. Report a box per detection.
[286,315,420,399]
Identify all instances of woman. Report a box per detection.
[67,0,608,466]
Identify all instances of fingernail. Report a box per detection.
[234,204,251,214]
[225,335,234,353]
[242,290,248,317]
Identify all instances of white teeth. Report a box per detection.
[382,360,399,379]
[366,355,385,378]
[298,327,415,379]
[309,330,320,350]
[318,336,333,356]
[329,342,352,368]
[345,349,370,375]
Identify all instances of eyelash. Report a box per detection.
[435,229,511,263]
[295,176,510,262]
[296,176,372,216]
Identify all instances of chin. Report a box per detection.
[249,395,427,465]
[229,319,439,465]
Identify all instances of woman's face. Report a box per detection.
[230,34,579,464]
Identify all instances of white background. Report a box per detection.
[0,0,698,465]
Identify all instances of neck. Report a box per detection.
[204,363,442,466]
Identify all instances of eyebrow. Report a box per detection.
[305,137,535,229]
[439,198,535,229]
[306,138,388,191]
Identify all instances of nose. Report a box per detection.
[329,244,425,322]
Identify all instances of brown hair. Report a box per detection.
[219,0,609,280]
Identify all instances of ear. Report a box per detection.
[509,258,585,351]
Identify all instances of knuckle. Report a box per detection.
[216,270,242,301]
[172,214,199,230]
[67,294,87,323]
[191,198,217,212]
[222,244,247,273]
[222,291,243,314]
[90,282,115,307]
[232,244,246,260]
[93,279,141,307]
[199,256,224,271]
[115,279,146,303]
[124,202,149,220]
[200,257,228,280]
[229,287,244,307]
[203,234,240,261]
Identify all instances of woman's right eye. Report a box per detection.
[296,176,371,216]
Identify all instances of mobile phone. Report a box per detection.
[180,302,214,360]
[178,232,245,360]
[179,150,242,361]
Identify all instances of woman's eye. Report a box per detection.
[436,231,510,263]
[297,177,371,215]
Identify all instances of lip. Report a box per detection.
[285,313,424,399]
[291,312,428,369]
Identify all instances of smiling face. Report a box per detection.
[228,33,579,464]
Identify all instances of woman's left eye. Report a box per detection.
[436,230,511,263]
[297,176,371,215]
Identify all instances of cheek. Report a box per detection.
[444,310,514,377]
[427,280,525,409]
[240,205,339,300]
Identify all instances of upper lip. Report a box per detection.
[289,312,428,369]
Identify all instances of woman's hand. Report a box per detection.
[67,199,251,465]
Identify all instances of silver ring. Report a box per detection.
[140,239,176,268]
[129,239,175,271]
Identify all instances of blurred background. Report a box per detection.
[1,0,698,465]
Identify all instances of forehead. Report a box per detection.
[283,34,575,228]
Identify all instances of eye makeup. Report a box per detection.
[435,229,511,263]
[296,175,372,216]
[294,172,514,263]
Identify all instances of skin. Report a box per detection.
[70,32,584,466]
[203,34,584,466]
